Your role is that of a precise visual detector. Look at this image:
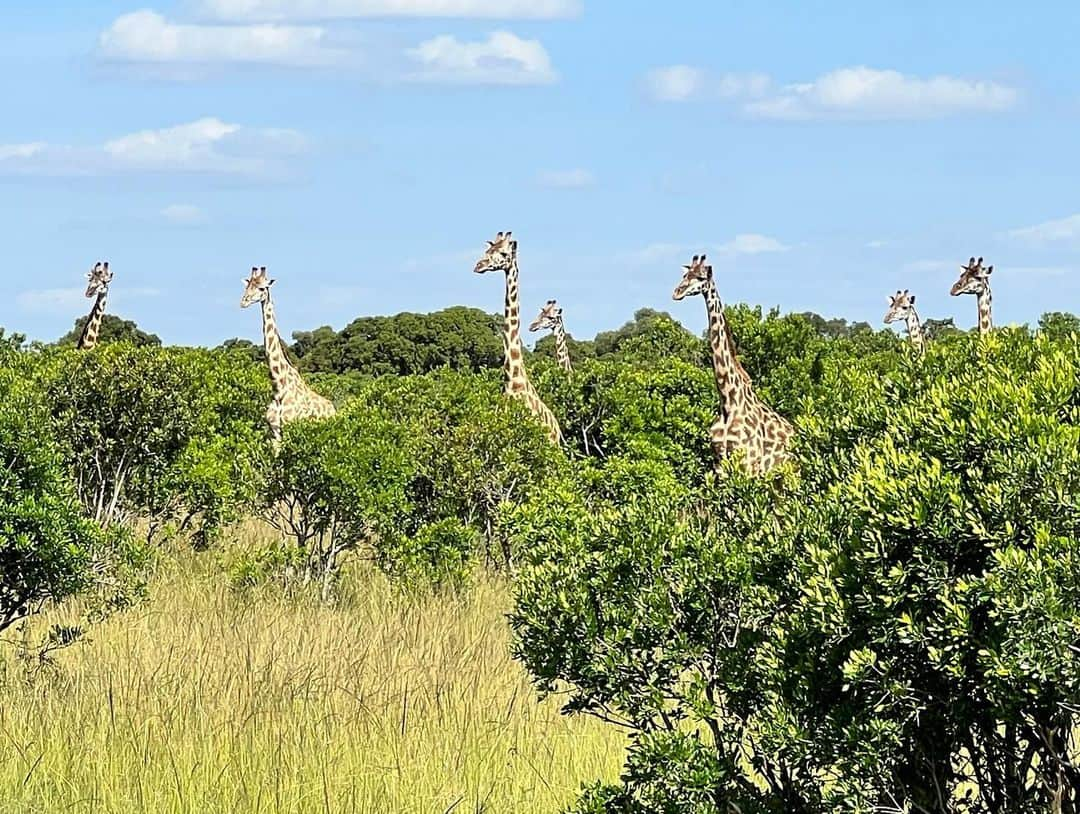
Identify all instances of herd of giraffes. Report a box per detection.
[72,242,997,473]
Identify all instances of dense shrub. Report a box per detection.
[511,330,1080,813]
[0,369,143,634]
[29,346,268,545]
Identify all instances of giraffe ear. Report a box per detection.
[510,240,518,253]
[985,265,993,275]
[909,294,916,304]
[268,278,276,286]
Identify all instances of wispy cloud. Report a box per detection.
[716,233,789,255]
[99,11,348,70]
[536,168,594,189]
[624,234,788,265]
[1005,213,1080,244]
[643,66,769,103]
[199,0,582,20]
[405,31,556,85]
[161,204,208,225]
[0,118,305,178]
[644,65,1018,120]
[17,285,160,314]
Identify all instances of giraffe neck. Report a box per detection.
[905,308,925,352]
[977,286,993,335]
[77,291,108,350]
[502,259,529,394]
[703,279,752,417]
[552,319,572,373]
[260,295,299,396]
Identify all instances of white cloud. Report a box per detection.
[643,66,706,102]
[745,67,1017,120]
[1005,214,1080,244]
[161,204,208,225]
[405,31,556,85]
[99,10,346,68]
[16,288,87,314]
[716,233,788,255]
[643,67,769,102]
[199,0,581,20]
[537,168,594,189]
[17,285,160,314]
[644,65,1017,119]
[0,118,304,178]
[625,234,788,265]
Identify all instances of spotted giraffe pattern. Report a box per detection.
[884,289,925,353]
[474,233,562,444]
[241,266,336,444]
[673,254,793,475]
[950,256,994,336]
[77,261,113,351]
[529,299,573,374]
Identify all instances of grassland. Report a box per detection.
[0,533,623,814]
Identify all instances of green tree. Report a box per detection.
[512,330,1080,813]
[1038,311,1080,341]
[58,314,161,347]
[0,368,141,634]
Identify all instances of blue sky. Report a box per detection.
[2,1,1079,347]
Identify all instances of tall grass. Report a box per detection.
[0,537,623,814]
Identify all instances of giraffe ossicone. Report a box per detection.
[77,260,113,351]
[474,232,562,444]
[241,265,336,445]
[673,252,793,475]
[529,299,573,374]
[884,288,925,353]
[950,256,994,336]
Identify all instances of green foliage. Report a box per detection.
[0,368,144,634]
[31,345,268,545]
[58,314,161,347]
[1038,310,1080,342]
[512,330,1080,813]
[291,306,504,375]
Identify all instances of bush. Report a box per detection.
[30,345,268,545]
[511,330,1080,813]
[0,369,143,634]
[265,405,415,599]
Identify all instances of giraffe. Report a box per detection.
[884,289,925,353]
[529,299,573,374]
[77,261,113,350]
[950,256,994,336]
[473,232,562,444]
[240,266,336,444]
[673,253,793,475]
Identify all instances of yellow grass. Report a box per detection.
[0,536,624,814]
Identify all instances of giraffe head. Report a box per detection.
[884,289,917,324]
[240,266,274,308]
[529,299,563,332]
[672,254,712,300]
[950,256,993,297]
[84,261,112,298]
[473,231,517,274]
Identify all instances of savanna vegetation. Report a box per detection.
[1,304,1078,813]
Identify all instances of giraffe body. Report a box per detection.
[241,267,336,443]
[474,233,562,444]
[884,289,925,353]
[674,254,793,475]
[530,299,573,374]
[950,257,994,336]
[77,261,113,351]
